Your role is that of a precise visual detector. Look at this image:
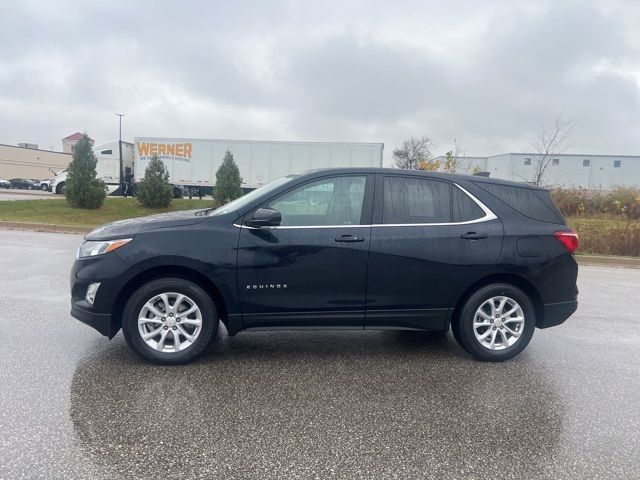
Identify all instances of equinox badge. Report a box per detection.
[245,284,288,290]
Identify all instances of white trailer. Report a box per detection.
[133,138,384,189]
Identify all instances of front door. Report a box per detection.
[237,174,373,329]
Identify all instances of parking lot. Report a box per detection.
[0,229,638,480]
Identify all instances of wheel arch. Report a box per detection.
[112,265,229,332]
[451,273,544,328]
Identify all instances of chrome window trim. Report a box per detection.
[234,223,371,230]
[234,182,497,229]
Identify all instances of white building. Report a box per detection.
[433,153,640,189]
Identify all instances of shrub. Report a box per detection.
[136,155,173,208]
[609,187,640,222]
[551,187,640,219]
[64,134,106,209]
[213,150,243,204]
[571,219,640,257]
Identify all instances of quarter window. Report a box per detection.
[268,176,366,226]
[382,177,451,224]
[452,186,485,222]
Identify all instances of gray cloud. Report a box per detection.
[0,0,639,162]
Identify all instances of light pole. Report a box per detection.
[115,113,125,194]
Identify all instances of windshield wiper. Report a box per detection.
[194,207,217,216]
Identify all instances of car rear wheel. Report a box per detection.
[122,278,218,365]
[452,283,535,362]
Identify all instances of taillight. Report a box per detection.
[554,230,579,253]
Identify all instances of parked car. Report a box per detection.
[34,179,51,191]
[0,177,11,188]
[9,178,38,189]
[70,168,579,365]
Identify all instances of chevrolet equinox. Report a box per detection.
[70,169,579,364]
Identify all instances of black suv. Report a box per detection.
[70,169,578,364]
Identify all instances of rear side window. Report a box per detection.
[475,182,565,224]
[382,177,451,224]
[452,186,485,222]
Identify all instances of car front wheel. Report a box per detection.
[452,283,535,362]
[122,278,218,365]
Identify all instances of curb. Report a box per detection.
[2,220,639,268]
[0,221,90,234]
[575,255,640,269]
[0,189,56,197]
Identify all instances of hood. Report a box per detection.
[85,209,208,240]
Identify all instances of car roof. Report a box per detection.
[296,168,547,191]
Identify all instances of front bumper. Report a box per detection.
[71,302,119,338]
[70,251,131,339]
[538,300,578,328]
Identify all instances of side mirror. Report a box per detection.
[245,208,282,228]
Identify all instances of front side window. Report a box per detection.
[382,177,451,224]
[211,175,297,216]
[268,176,367,226]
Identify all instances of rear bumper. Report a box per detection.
[71,303,119,338]
[538,300,578,328]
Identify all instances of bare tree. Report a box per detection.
[442,140,464,173]
[441,140,481,175]
[531,115,572,186]
[393,135,433,170]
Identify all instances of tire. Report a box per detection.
[41,184,48,191]
[452,283,535,362]
[55,183,65,194]
[122,278,218,365]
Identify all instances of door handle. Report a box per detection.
[335,234,365,243]
[461,232,488,240]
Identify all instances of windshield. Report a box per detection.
[209,175,298,216]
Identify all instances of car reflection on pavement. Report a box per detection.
[70,328,563,479]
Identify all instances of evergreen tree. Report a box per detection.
[136,155,173,208]
[65,133,106,209]
[213,150,243,204]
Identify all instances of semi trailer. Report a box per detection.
[51,138,384,196]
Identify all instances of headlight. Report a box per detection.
[77,238,132,258]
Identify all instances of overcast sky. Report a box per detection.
[1,0,639,163]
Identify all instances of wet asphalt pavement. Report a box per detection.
[0,230,638,480]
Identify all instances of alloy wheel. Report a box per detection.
[137,292,203,353]
[473,296,525,351]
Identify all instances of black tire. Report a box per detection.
[122,278,218,365]
[452,283,535,362]
[41,184,48,191]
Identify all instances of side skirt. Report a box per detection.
[227,308,451,335]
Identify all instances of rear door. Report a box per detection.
[365,175,503,330]
[237,174,373,329]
